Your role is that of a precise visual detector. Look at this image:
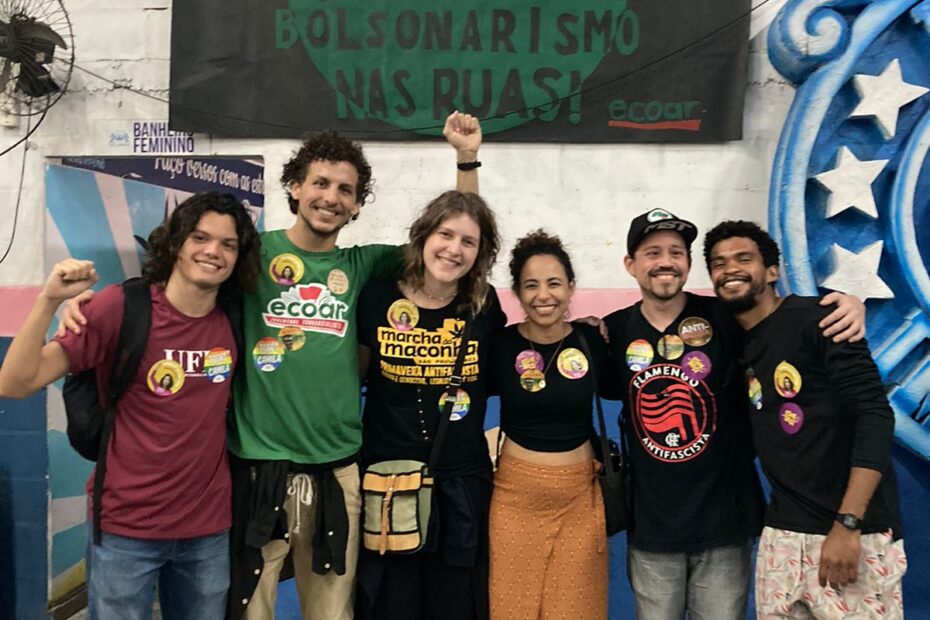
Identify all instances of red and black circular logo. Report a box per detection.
[629,364,717,463]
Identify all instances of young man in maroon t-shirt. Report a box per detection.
[0,192,260,620]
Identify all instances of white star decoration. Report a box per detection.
[813,147,887,219]
[850,58,929,139]
[819,241,894,300]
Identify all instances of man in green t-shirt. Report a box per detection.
[229,113,484,620]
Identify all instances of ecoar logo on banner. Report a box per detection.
[274,0,640,133]
[263,283,350,337]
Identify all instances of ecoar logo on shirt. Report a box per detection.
[263,283,350,337]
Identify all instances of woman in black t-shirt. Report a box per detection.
[488,230,609,620]
[355,191,504,620]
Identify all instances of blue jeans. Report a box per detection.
[627,541,752,620]
[87,527,229,620]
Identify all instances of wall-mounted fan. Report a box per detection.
[0,0,74,117]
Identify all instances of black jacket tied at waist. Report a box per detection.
[227,454,351,620]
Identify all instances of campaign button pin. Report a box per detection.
[678,317,713,346]
[439,388,471,421]
[747,369,763,411]
[269,253,303,286]
[520,369,546,393]
[681,351,712,382]
[147,359,185,396]
[204,348,233,383]
[515,350,544,375]
[387,299,419,332]
[657,334,685,360]
[774,361,802,398]
[779,403,804,435]
[558,347,588,379]
[253,337,285,372]
[626,339,654,371]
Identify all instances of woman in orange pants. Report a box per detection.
[487,230,609,619]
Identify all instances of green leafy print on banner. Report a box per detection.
[276,1,640,134]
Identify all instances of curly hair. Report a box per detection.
[508,229,576,293]
[402,191,500,317]
[142,192,261,303]
[280,131,373,214]
[702,220,781,272]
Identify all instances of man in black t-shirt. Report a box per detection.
[603,209,866,620]
[704,220,905,619]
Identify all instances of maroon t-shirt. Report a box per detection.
[56,284,235,539]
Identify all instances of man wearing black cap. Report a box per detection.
[602,209,865,620]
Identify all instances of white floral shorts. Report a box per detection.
[755,526,907,619]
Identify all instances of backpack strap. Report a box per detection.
[428,319,473,474]
[219,293,244,380]
[92,278,152,544]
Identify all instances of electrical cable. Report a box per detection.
[0,106,47,158]
[0,108,44,265]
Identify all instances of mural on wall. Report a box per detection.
[768,0,930,459]
[43,159,264,604]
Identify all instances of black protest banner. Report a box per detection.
[170,0,750,143]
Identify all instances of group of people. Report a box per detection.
[0,113,907,620]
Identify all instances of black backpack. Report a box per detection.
[61,278,243,544]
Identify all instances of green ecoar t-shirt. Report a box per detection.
[229,229,402,464]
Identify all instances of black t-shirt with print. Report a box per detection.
[357,279,506,478]
[604,292,764,553]
[739,295,902,538]
[489,323,611,452]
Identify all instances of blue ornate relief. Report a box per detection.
[769,0,930,458]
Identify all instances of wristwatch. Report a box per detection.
[835,513,862,530]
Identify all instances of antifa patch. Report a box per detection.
[629,363,717,463]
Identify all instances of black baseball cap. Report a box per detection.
[626,208,698,255]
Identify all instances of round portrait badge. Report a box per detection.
[268,253,304,286]
[557,347,588,379]
[439,388,471,421]
[203,348,233,383]
[678,317,713,347]
[253,337,285,372]
[514,350,544,375]
[626,339,654,372]
[774,361,802,398]
[747,369,763,411]
[520,369,546,393]
[657,334,685,360]
[327,268,349,295]
[278,326,306,352]
[387,299,419,332]
[147,359,185,396]
[680,351,712,382]
[779,403,805,435]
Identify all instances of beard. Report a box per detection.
[715,278,767,313]
[645,268,685,301]
[647,286,682,302]
[719,291,759,313]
